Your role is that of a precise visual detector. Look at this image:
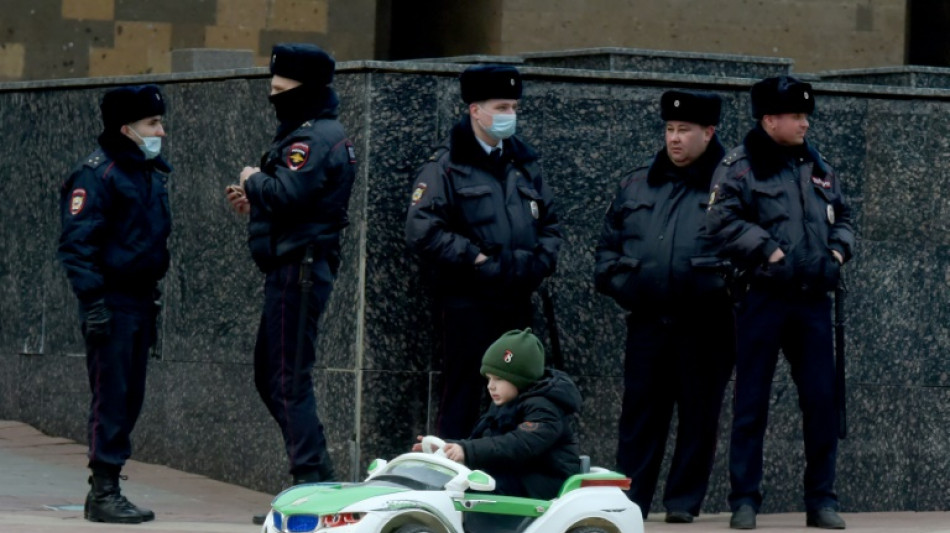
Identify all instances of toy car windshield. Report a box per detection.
[367,458,457,490]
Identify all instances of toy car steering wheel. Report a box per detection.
[420,435,447,457]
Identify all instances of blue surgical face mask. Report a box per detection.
[478,106,517,140]
[128,126,162,159]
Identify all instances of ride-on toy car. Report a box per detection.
[261,436,643,533]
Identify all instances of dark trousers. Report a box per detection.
[435,297,533,440]
[728,288,839,512]
[617,301,734,518]
[85,301,152,470]
[254,261,334,479]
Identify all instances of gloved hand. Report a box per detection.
[82,299,112,345]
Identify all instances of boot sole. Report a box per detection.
[86,512,143,524]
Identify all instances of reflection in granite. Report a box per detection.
[1,54,950,511]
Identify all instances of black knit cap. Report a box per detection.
[660,90,722,126]
[270,43,335,86]
[460,64,522,103]
[100,84,165,131]
[750,75,815,118]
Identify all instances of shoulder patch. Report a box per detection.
[519,421,539,432]
[346,141,357,164]
[411,182,428,206]
[69,188,88,215]
[287,143,310,171]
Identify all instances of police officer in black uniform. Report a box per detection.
[226,43,356,485]
[595,90,734,523]
[59,84,170,524]
[706,76,854,530]
[405,65,562,440]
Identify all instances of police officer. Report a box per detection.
[58,84,170,523]
[706,76,854,530]
[226,43,356,486]
[595,90,734,523]
[405,65,562,440]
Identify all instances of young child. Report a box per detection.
[419,328,582,500]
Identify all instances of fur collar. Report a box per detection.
[97,131,172,173]
[447,117,538,170]
[647,134,725,189]
[743,124,828,179]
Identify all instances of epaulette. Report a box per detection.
[720,148,746,167]
[427,146,449,162]
[83,150,108,169]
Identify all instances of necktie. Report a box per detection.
[490,147,502,164]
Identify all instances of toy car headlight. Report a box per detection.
[285,514,320,532]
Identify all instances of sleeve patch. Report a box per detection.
[518,421,539,432]
[287,143,310,171]
[346,141,357,164]
[411,183,427,206]
[69,188,87,215]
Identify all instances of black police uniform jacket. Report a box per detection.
[594,136,728,312]
[706,125,855,292]
[458,369,581,500]
[244,89,356,273]
[58,132,172,304]
[405,118,562,301]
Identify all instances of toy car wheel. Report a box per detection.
[393,524,438,533]
[568,527,609,533]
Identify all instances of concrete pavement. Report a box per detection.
[0,420,269,532]
[1,420,947,532]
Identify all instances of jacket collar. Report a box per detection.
[97,131,172,173]
[743,124,828,180]
[647,134,725,189]
[274,87,340,141]
[447,116,538,170]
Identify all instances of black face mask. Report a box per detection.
[268,85,315,124]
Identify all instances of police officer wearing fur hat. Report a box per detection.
[405,65,563,440]
[226,43,356,488]
[59,84,170,523]
[706,76,854,530]
[595,90,735,523]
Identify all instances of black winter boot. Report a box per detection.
[85,472,142,524]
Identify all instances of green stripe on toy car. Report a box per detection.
[455,494,551,516]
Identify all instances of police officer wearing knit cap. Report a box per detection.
[706,76,854,530]
[226,43,356,488]
[405,65,563,440]
[59,84,171,524]
[435,328,581,503]
[595,89,734,523]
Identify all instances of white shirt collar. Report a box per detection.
[475,136,502,155]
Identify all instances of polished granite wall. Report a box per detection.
[0,54,948,511]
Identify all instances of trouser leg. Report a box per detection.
[728,290,784,511]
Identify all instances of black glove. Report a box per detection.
[82,299,112,345]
